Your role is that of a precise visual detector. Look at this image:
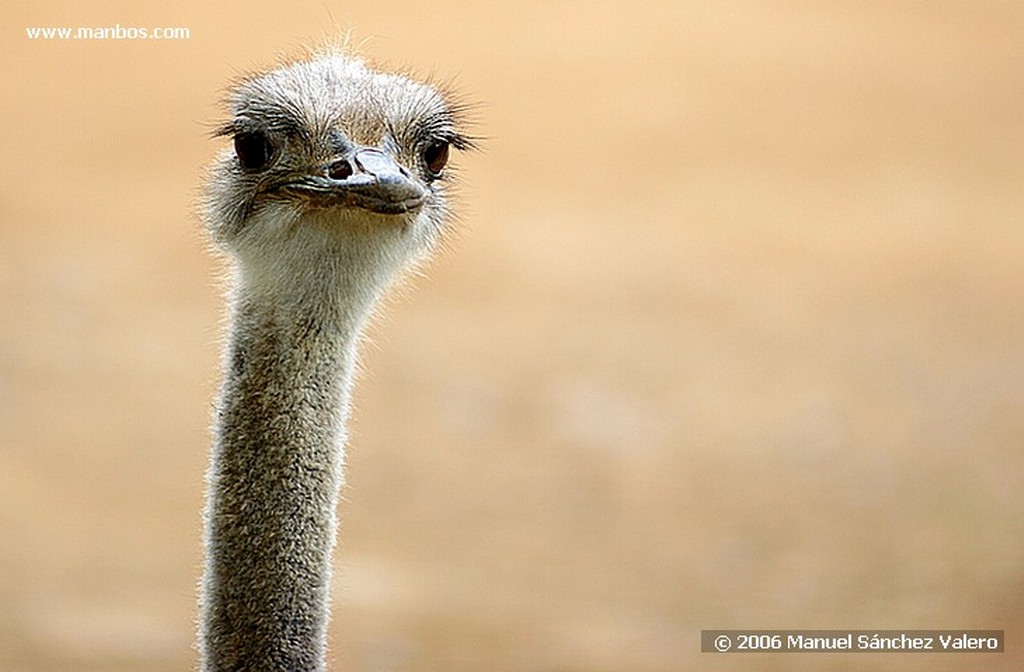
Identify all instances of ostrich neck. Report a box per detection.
[200,260,379,672]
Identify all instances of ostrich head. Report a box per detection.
[203,52,472,298]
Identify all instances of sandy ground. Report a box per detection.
[2,1,1023,670]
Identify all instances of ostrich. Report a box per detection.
[198,50,472,671]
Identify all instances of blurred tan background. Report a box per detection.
[2,1,1023,670]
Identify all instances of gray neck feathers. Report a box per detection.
[200,222,407,671]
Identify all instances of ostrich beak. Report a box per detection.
[275,148,427,215]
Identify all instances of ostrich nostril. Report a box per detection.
[328,159,354,180]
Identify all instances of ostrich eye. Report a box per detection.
[234,131,274,172]
[423,141,450,177]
